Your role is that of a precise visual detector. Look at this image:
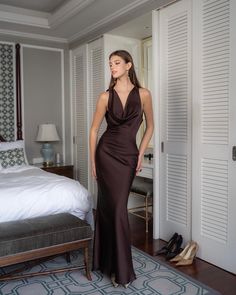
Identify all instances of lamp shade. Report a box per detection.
[36,124,60,142]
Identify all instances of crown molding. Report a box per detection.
[0,29,68,44]
[0,0,95,29]
[49,0,95,28]
[0,4,49,28]
[69,0,152,42]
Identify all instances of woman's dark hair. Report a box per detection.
[108,50,142,89]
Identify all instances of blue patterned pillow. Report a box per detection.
[0,148,26,169]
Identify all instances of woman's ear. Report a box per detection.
[127,62,132,71]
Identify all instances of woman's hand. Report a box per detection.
[91,162,97,179]
[136,154,143,175]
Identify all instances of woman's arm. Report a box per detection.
[89,92,108,178]
[136,88,154,174]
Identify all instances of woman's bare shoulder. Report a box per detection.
[139,87,152,100]
[97,91,109,106]
[99,91,109,99]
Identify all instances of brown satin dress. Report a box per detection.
[93,86,143,284]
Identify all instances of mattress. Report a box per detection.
[0,165,93,227]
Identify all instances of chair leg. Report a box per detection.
[65,252,71,263]
[145,195,148,233]
[129,191,153,233]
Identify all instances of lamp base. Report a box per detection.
[41,143,55,166]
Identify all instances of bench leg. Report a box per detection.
[84,247,92,281]
[65,252,71,263]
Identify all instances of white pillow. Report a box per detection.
[0,140,29,165]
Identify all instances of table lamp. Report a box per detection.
[36,124,60,166]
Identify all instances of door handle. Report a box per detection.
[233,146,236,161]
[161,142,164,153]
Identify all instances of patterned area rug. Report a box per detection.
[0,247,220,295]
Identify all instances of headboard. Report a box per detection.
[0,43,22,142]
[16,44,23,140]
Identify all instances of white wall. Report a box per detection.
[22,45,64,163]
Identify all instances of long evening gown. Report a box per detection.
[93,86,143,284]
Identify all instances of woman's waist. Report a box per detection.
[98,133,138,154]
[100,131,136,145]
[104,127,138,139]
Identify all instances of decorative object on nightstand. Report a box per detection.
[144,153,153,161]
[36,124,60,167]
[55,152,61,164]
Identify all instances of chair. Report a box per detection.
[129,177,153,233]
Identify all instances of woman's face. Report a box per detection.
[109,55,131,79]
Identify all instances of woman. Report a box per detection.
[90,50,154,287]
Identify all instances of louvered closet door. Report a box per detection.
[192,0,236,273]
[87,38,106,206]
[72,45,88,188]
[159,0,192,243]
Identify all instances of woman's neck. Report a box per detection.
[115,76,134,91]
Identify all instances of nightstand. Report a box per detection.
[41,164,74,179]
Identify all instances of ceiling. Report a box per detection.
[0,0,171,46]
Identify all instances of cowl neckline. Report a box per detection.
[107,86,141,124]
[113,86,135,114]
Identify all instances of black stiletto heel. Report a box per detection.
[166,234,183,260]
[155,232,179,255]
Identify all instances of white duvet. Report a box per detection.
[0,165,93,227]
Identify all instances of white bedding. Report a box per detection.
[0,165,93,227]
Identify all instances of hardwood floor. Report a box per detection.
[129,214,236,295]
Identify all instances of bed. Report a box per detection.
[0,139,93,226]
[0,44,94,273]
[0,164,93,226]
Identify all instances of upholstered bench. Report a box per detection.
[0,213,92,281]
[129,176,153,233]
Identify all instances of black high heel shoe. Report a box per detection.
[166,234,183,260]
[155,232,178,255]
